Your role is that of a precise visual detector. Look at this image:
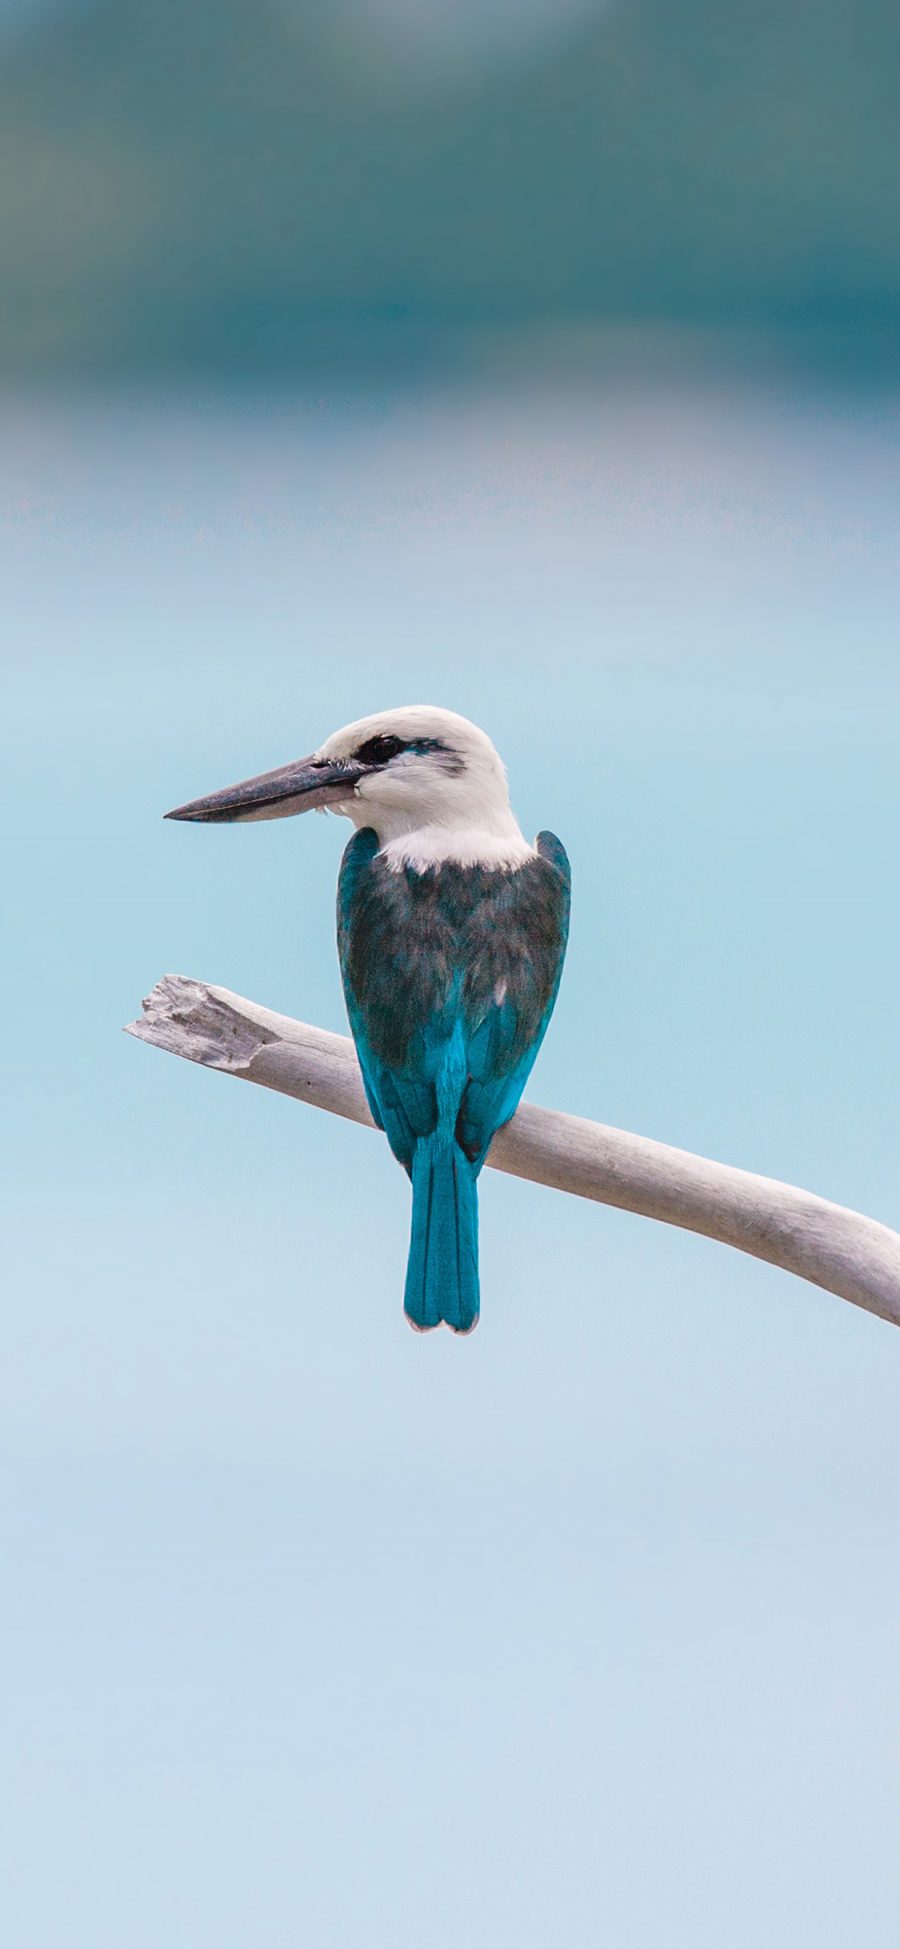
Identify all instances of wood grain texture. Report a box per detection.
[126,974,900,1330]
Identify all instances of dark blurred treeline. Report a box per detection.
[2,0,898,377]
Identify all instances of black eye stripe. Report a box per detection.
[355,734,407,766]
[352,733,461,770]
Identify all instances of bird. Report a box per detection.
[166,707,570,1333]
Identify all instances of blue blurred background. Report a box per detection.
[2,6,900,1946]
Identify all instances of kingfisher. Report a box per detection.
[166,708,570,1333]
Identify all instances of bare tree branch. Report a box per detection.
[126,975,900,1330]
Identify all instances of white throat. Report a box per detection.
[380,817,536,873]
[336,785,535,872]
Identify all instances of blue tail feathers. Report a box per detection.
[404,1137,480,1333]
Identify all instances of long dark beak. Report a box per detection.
[165,754,365,823]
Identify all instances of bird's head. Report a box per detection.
[166,706,526,859]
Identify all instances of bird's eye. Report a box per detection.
[355,734,406,766]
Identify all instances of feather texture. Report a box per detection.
[337,828,570,1329]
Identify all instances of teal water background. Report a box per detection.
[2,364,899,1945]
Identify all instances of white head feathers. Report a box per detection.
[318,705,535,871]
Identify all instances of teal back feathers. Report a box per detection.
[338,828,570,1331]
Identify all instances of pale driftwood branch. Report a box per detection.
[125,975,900,1331]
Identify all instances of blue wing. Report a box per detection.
[337,828,428,1171]
[337,827,570,1174]
[457,832,570,1166]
